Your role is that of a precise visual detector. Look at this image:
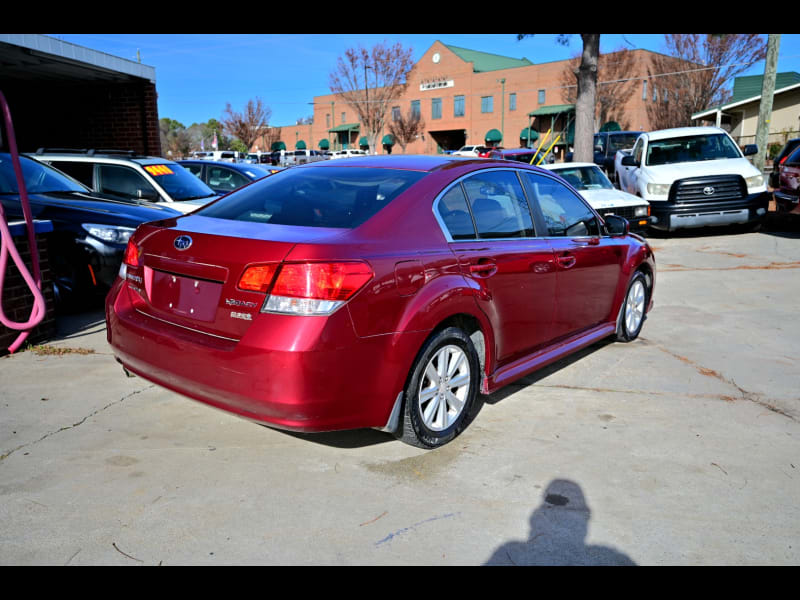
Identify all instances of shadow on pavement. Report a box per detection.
[485,478,637,566]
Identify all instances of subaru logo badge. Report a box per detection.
[174,235,193,251]
[703,186,715,196]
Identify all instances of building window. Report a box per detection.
[432,98,442,120]
[509,93,517,111]
[392,106,401,121]
[326,114,330,128]
[341,112,346,124]
[538,89,545,104]
[481,96,494,113]
[652,83,657,102]
[642,80,647,100]
[411,100,420,117]
[454,95,465,117]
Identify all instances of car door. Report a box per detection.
[435,169,558,367]
[522,171,624,341]
[96,164,162,203]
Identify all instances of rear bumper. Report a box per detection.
[105,280,427,433]
[649,191,769,231]
[774,190,799,212]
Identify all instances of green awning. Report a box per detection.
[485,129,502,143]
[271,141,286,151]
[359,136,369,147]
[382,134,395,146]
[329,123,360,133]
[318,139,330,150]
[520,127,539,141]
[295,140,307,149]
[528,104,575,117]
[599,121,621,132]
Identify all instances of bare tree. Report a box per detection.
[561,48,638,130]
[221,97,272,152]
[329,42,416,154]
[387,108,426,153]
[646,34,767,130]
[519,34,599,162]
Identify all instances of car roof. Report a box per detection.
[34,150,178,167]
[645,127,725,141]
[543,162,597,169]
[293,153,548,174]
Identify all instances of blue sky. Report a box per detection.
[49,34,800,129]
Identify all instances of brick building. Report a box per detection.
[259,41,669,160]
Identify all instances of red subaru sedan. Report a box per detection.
[106,155,655,448]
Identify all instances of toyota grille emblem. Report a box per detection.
[174,235,193,251]
[703,186,715,196]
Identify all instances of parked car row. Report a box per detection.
[6,149,288,312]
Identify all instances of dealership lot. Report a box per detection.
[1,221,799,565]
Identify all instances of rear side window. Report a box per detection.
[48,161,94,188]
[198,166,426,228]
[786,145,800,166]
[436,184,476,240]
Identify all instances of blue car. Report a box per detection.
[178,160,285,195]
[1,154,181,310]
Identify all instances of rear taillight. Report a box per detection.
[262,261,373,316]
[123,240,142,267]
[119,240,142,279]
[238,264,279,293]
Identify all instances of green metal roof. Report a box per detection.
[731,72,800,103]
[329,123,360,133]
[528,104,575,117]
[444,44,533,73]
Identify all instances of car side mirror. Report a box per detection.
[621,155,639,167]
[604,214,629,237]
[137,189,159,202]
[743,144,758,156]
[595,144,604,153]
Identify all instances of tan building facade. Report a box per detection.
[256,41,668,160]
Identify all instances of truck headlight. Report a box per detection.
[81,224,137,244]
[634,206,649,217]
[745,174,764,190]
[646,183,671,196]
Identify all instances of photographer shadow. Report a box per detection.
[485,479,637,566]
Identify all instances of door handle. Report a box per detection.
[557,254,577,269]
[469,262,497,277]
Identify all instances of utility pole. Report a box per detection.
[755,34,781,174]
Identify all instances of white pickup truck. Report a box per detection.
[614,126,769,232]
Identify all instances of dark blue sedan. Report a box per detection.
[178,160,285,195]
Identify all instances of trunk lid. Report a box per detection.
[132,215,345,339]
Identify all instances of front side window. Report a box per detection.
[525,173,599,237]
[411,100,420,117]
[208,166,249,192]
[509,93,517,111]
[462,170,534,239]
[98,165,160,201]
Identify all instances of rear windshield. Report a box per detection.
[197,166,427,228]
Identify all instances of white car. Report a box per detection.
[452,145,487,157]
[542,162,651,232]
[330,149,367,159]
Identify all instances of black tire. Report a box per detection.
[396,327,481,449]
[615,271,649,342]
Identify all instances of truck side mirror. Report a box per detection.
[621,155,639,167]
[743,144,758,156]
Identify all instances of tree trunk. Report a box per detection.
[573,34,600,163]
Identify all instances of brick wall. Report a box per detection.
[2,79,162,156]
[0,232,57,355]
